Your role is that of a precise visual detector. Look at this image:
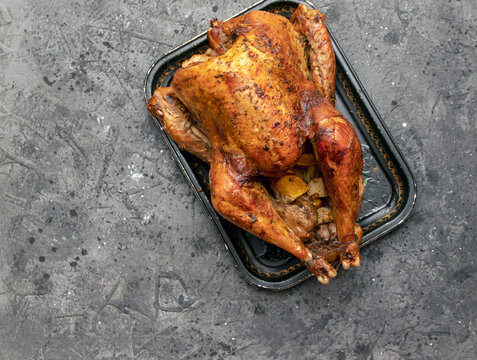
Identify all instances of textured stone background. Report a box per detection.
[0,0,476,359]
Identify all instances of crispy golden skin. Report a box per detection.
[148,5,364,284]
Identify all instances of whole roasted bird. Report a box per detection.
[148,5,364,284]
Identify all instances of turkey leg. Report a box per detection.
[313,110,364,269]
[210,148,338,284]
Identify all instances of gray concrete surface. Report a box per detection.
[0,0,475,359]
